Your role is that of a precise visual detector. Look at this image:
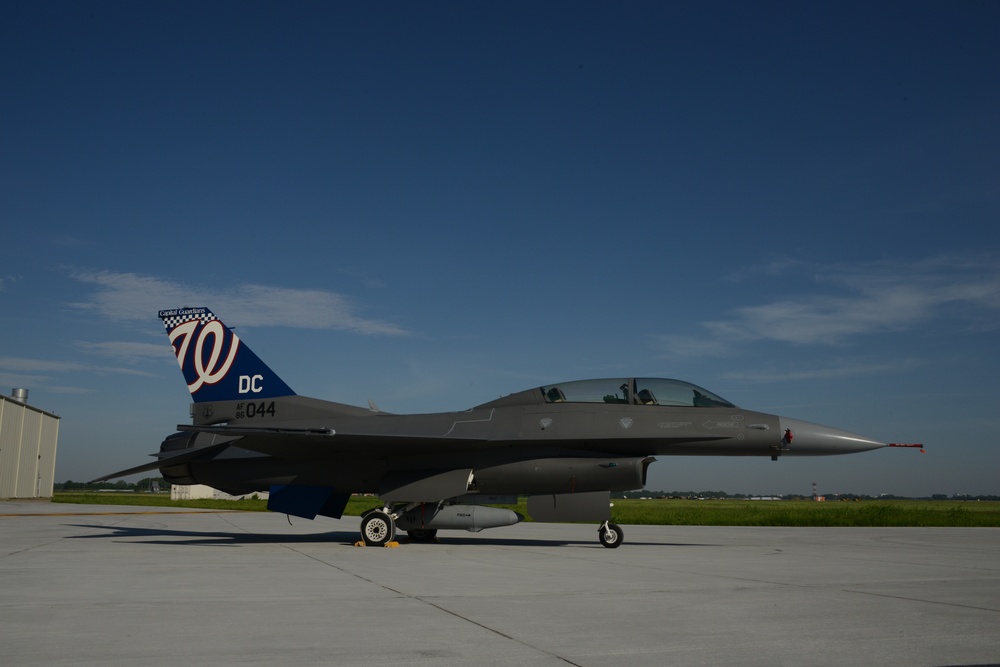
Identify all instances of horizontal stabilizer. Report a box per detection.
[90,442,231,483]
[90,459,171,483]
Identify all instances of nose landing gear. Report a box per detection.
[598,521,624,548]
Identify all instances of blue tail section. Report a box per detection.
[159,307,295,403]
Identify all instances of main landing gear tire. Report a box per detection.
[361,510,396,546]
[598,522,624,549]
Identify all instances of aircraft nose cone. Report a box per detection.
[779,417,886,455]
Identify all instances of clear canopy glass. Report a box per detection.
[541,378,735,408]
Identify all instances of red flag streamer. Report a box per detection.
[888,443,925,453]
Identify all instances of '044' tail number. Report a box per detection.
[235,401,276,419]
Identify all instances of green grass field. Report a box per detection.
[605,498,1000,527]
[51,493,1000,527]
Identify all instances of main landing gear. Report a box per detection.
[358,504,438,546]
[359,509,396,547]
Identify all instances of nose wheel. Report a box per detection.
[598,521,623,548]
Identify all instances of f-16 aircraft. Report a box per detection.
[95,307,908,548]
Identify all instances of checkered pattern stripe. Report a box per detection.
[159,308,216,331]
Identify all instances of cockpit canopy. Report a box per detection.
[541,378,735,408]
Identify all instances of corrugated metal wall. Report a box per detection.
[38,414,59,496]
[0,398,23,495]
[16,408,42,497]
[0,396,60,498]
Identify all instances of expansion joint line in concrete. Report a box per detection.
[255,533,587,667]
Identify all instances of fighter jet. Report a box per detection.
[95,307,901,548]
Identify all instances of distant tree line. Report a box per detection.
[57,478,169,492]
[613,490,1000,501]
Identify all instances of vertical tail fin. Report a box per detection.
[159,307,295,403]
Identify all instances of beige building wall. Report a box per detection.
[0,394,60,498]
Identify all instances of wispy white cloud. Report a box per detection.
[0,274,21,292]
[337,268,388,289]
[713,287,929,345]
[655,254,1000,358]
[38,386,96,395]
[69,270,408,335]
[0,356,154,377]
[50,235,91,248]
[723,359,919,383]
[648,334,733,359]
[0,372,95,396]
[74,341,173,364]
[0,357,89,373]
[0,371,53,388]
[721,256,812,283]
[0,357,143,397]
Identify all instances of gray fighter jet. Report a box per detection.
[95,307,905,548]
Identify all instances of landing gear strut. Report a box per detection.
[598,521,623,548]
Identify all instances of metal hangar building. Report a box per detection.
[0,389,60,498]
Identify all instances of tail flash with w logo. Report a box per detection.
[159,308,295,403]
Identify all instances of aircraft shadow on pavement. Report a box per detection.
[66,524,363,546]
[418,534,706,548]
[65,523,702,548]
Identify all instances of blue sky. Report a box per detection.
[2,1,998,496]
